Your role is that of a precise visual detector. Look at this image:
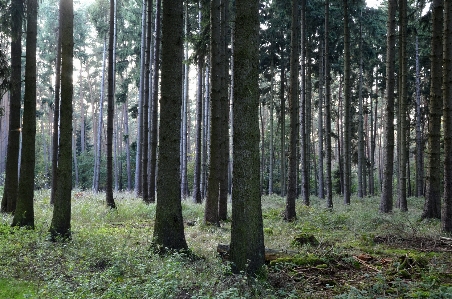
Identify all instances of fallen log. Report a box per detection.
[217,243,298,262]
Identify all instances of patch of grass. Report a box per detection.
[0,278,37,298]
[0,191,450,298]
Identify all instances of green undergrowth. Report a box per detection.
[0,190,450,298]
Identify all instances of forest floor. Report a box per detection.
[0,190,451,298]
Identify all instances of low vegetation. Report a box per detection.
[1,191,451,298]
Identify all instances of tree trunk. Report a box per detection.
[230,0,264,275]
[397,0,408,212]
[324,0,333,209]
[318,39,324,199]
[106,0,117,209]
[280,62,286,197]
[380,0,397,213]
[12,0,37,228]
[135,0,146,197]
[192,59,204,204]
[300,0,309,206]
[153,0,188,251]
[50,6,62,205]
[149,0,161,203]
[181,0,189,200]
[415,36,423,198]
[49,0,73,240]
[357,11,365,198]
[285,0,299,221]
[442,0,452,233]
[123,102,131,191]
[93,36,107,193]
[343,0,351,205]
[423,0,443,219]
[1,0,23,213]
[205,0,222,225]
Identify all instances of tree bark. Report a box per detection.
[423,0,443,219]
[230,0,264,275]
[49,0,73,240]
[12,0,37,228]
[343,0,351,205]
[380,0,397,213]
[153,0,188,251]
[442,0,452,232]
[285,0,299,221]
[1,0,23,213]
[324,0,333,209]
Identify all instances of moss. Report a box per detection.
[270,254,326,267]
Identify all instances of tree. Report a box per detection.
[152,0,188,251]
[12,0,38,228]
[443,0,452,233]
[229,0,264,275]
[343,0,351,205]
[284,0,299,221]
[105,0,117,209]
[380,0,397,213]
[324,0,333,209]
[423,0,443,220]
[205,0,222,225]
[300,0,309,206]
[50,6,62,205]
[1,0,23,213]
[397,0,408,212]
[49,0,73,240]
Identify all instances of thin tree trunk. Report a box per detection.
[135,0,146,197]
[300,0,309,206]
[106,0,117,209]
[181,0,189,199]
[358,11,365,198]
[380,0,397,213]
[415,36,423,197]
[123,102,131,191]
[93,36,107,192]
[269,59,274,195]
[50,7,62,205]
[318,39,324,199]
[192,59,203,204]
[280,62,286,197]
[324,0,333,209]
[343,0,351,205]
[149,0,161,203]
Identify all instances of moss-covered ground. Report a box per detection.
[1,190,451,298]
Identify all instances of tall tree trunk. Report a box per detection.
[50,6,62,205]
[106,0,117,209]
[442,0,452,232]
[205,0,222,225]
[285,0,299,221]
[380,0,397,213]
[325,0,333,209]
[280,62,286,197]
[1,0,23,213]
[72,125,79,189]
[318,39,324,199]
[218,0,230,221]
[50,0,73,240]
[135,0,146,197]
[149,0,161,203]
[230,0,264,275]
[192,59,204,204]
[181,0,189,199]
[357,11,365,198]
[415,36,423,197]
[142,0,153,203]
[397,0,408,212]
[93,36,107,192]
[12,0,37,227]
[269,59,274,195]
[152,0,188,251]
[300,0,309,206]
[343,0,351,205]
[123,102,131,191]
[423,0,443,219]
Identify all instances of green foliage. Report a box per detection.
[0,192,450,298]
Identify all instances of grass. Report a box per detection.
[0,190,451,298]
